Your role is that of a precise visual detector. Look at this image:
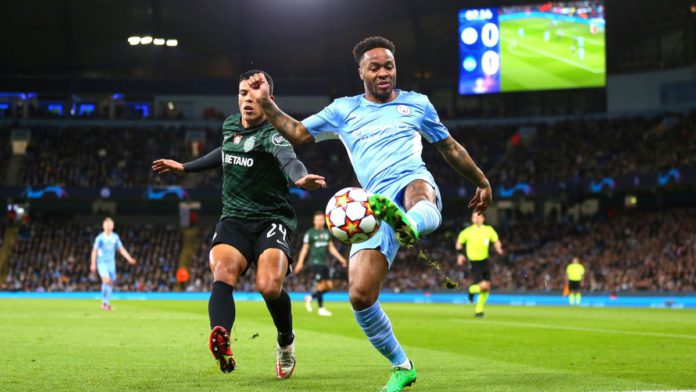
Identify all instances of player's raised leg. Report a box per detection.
[256,248,296,379]
[403,180,441,236]
[349,250,416,391]
[369,180,441,247]
[208,244,247,373]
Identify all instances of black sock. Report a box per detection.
[311,291,319,300]
[265,289,294,347]
[208,281,235,332]
[317,290,325,308]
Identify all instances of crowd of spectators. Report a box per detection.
[492,113,696,186]
[181,207,696,294]
[19,126,221,188]
[2,207,694,293]
[1,218,181,292]
[4,111,694,192]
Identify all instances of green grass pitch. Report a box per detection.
[500,18,605,91]
[1,299,694,391]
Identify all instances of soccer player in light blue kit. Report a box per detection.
[90,217,136,310]
[250,36,492,391]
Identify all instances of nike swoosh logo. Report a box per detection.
[276,239,288,247]
[223,135,232,142]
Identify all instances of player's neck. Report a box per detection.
[314,225,323,230]
[241,116,266,129]
[104,230,113,236]
[363,90,398,104]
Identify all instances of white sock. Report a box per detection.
[397,359,412,370]
[406,200,441,235]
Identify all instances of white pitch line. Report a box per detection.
[502,37,604,74]
[451,319,696,340]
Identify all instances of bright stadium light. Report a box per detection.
[140,36,153,45]
[166,39,178,47]
[128,36,141,46]
[153,38,165,46]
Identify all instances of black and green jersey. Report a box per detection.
[303,228,332,266]
[220,114,297,230]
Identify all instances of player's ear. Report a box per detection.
[358,67,364,81]
[269,94,275,102]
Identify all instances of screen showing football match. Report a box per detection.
[458,1,606,95]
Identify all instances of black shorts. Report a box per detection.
[309,264,330,282]
[211,218,293,275]
[568,280,581,290]
[470,259,491,283]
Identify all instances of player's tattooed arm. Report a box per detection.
[434,136,493,213]
[248,72,313,145]
[261,101,313,145]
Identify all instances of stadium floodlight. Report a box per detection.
[166,39,178,47]
[154,38,165,46]
[128,36,141,46]
[140,36,153,45]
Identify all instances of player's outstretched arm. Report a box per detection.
[248,73,313,145]
[434,136,492,213]
[152,159,185,174]
[274,149,326,191]
[328,241,348,267]
[294,244,310,274]
[152,147,222,175]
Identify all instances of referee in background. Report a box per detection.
[566,257,586,306]
[456,212,504,317]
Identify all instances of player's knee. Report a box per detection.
[349,285,378,310]
[102,277,113,285]
[479,281,491,291]
[257,277,282,301]
[211,259,240,286]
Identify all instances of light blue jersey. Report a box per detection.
[93,232,122,279]
[302,90,449,265]
[302,90,449,192]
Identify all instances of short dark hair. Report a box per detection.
[314,211,324,217]
[239,69,273,95]
[352,36,396,65]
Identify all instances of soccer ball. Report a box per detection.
[325,187,380,244]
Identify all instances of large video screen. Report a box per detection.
[458,1,605,95]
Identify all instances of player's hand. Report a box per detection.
[152,159,185,175]
[468,184,493,214]
[248,73,272,102]
[90,264,96,273]
[295,174,326,191]
[128,258,137,265]
[294,265,303,274]
[457,254,466,266]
